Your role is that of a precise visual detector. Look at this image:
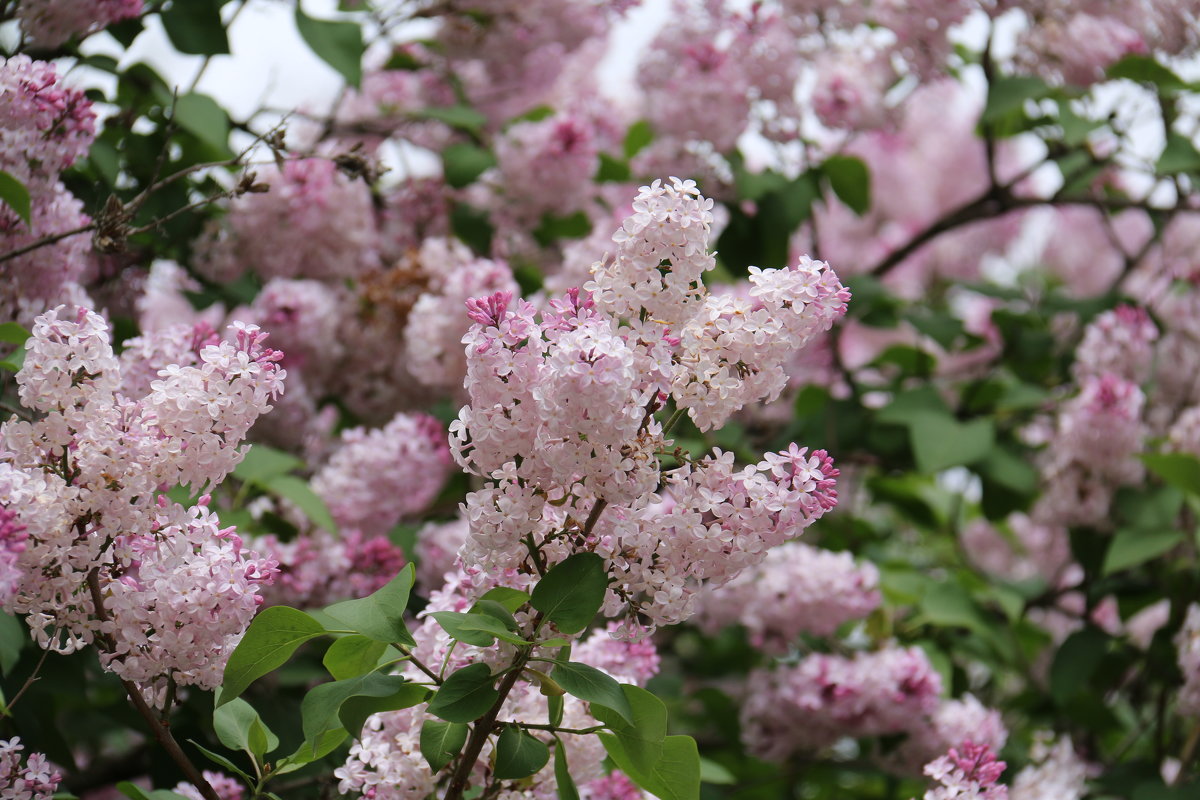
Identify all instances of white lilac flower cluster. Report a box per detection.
[449,178,848,631]
[0,306,283,699]
[0,738,59,800]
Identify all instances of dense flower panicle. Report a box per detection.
[493,113,599,220]
[100,500,277,692]
[311,413,452,538]
[919,742,1008,800]
[0,738,59,800]
[1176,603,1200,715]
[741,645,943,760]
[959,514,1072,586]
[453,179,844,630]
[694,542,880,652]
[15,0,143,47]
[254,529,404,609]
[413,517,470,592]
[1008,734,1092,800]
[0,56,97,323]
[0,307,282,697]
[580,772,646,800]
[174,771,244,800]
[1072,305,1158,384]
[245,278,344,376]
[891,695,1010,774]
[194,158,380,283]
[1033,373,1146,527]
[0,504,27,607]
[117,321,218,399]
[148,321,287,491]
[572,623,661,686]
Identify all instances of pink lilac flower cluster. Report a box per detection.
[195,158,380,283]
[0,55,96,324]
[493,112,600,223]
[175,770,244,800]
[253,529,405,610]
[740,645,944,760]
[335,571,657,800]
[311,412,452,539]
[694,541,881,652]
[450,178,846,631]
[998,1,1200,85]
[0,738,59,800]
[918,741,1008,800]
[14,0,143,48]
[0,306,282,700]
[1033,373,1146,527]
[1071,305,1159,384]
[0,503,28,606]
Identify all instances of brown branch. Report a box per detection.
[86,569,221,800]
[444,651,532,800]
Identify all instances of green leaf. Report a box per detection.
[983,75,1052,125]
[494,725,550,780]
[1103,529,1185,576]
[323,564,416,646]
[533,211,592,246]
[426,663,499,723]
[323,635,389,680]
[1157,132,1200,175]
[429,611,509,647]
[596,152,631,182]
[623,120,653,159]
[470,599,519,630]
[822,155,870,215]
[0,613,25,675]
[1107,55,1186,93]
[0,171,31,226]
[530,553,608,635]
[412,106,488,135]
[550,662,633,723]
[295,6,364,87]
[233,445,303,484]
[116,784,193,800]
[548,693,564,727]
[442,143,496,189]
[301,673,413,755]
[262,474,338,533]
[699,757,736,785]
[214,697,279,761]
[919,581,988,634]
[476,587,530,613]
[277,728,347,767]
[554,740,580,800]
[1050,627,1108,705]
[0,322,30,345]
[220,606,327,706]
[907,412,995,473]
[188,739,256,784]
[339,683,429,736]
[1142,452,1200,496]
[161,0,230,55]
[174,93,231,153]
[589,685,667,773]
[420,719,468,773]
[598,733,700,800]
